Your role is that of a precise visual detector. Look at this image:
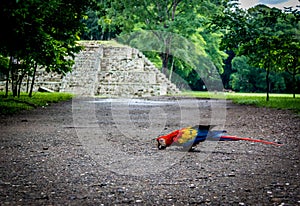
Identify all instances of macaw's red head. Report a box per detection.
[156,130,180,150]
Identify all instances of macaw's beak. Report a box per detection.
[156,138,167,150]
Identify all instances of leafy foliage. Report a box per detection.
[0,0,298,100]
[0,0,95,96]
[83,0,229,87]
[230,56,286,93]
[213,2,300,99]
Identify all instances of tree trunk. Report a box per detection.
[161,52,169,77]
[17,71,26,98]
[17,79,22,98]
[266,67,270,101]
[10,57,20,97]
[26,75,30,93]
[292,60,296,98]
[292,68,296,98]
[169,56,175,81]
[160,34,172,78]
[29,64,37,97]
[5,68,9,97]
[11,68,18,97]
[11,64,15,96]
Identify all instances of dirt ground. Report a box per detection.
[0,96,299,205]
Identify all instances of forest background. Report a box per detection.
[0,0,299,100]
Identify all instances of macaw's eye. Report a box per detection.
[159,139,166,145]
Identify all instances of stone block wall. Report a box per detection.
[95,44,180,97]
[60,42,102,96]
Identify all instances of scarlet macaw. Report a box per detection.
[156,125,282,151]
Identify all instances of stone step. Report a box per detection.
[100,57,144,72]
[97,83,166,97]
[99,82,162,86]
[102,46,133,59]
[98,71,156,84]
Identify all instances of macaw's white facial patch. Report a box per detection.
[159,139,166,146]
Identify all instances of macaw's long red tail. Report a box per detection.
[220,135,283,146]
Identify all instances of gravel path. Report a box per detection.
[0,96,299,205]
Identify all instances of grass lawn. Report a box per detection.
[181,91,300,114]
[0,92,73,115]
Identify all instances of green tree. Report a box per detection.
[215,2,299,99]
[0,0,94,97]
[98,0,228,85]
[215,4,288,100]
[230,56,286,93]
[209,1,249,89]
[242,6,287,100]
[81,4,124,40]
[0,55,9,97]
[276,6,300,98]
[81,9,102,40]
[230,56,263,92]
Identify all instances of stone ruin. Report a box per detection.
[0,41,180,97]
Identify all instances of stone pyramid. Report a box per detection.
[61,41,180,97]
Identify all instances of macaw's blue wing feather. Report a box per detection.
[194,130,227,143]
[175,126,226,145]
